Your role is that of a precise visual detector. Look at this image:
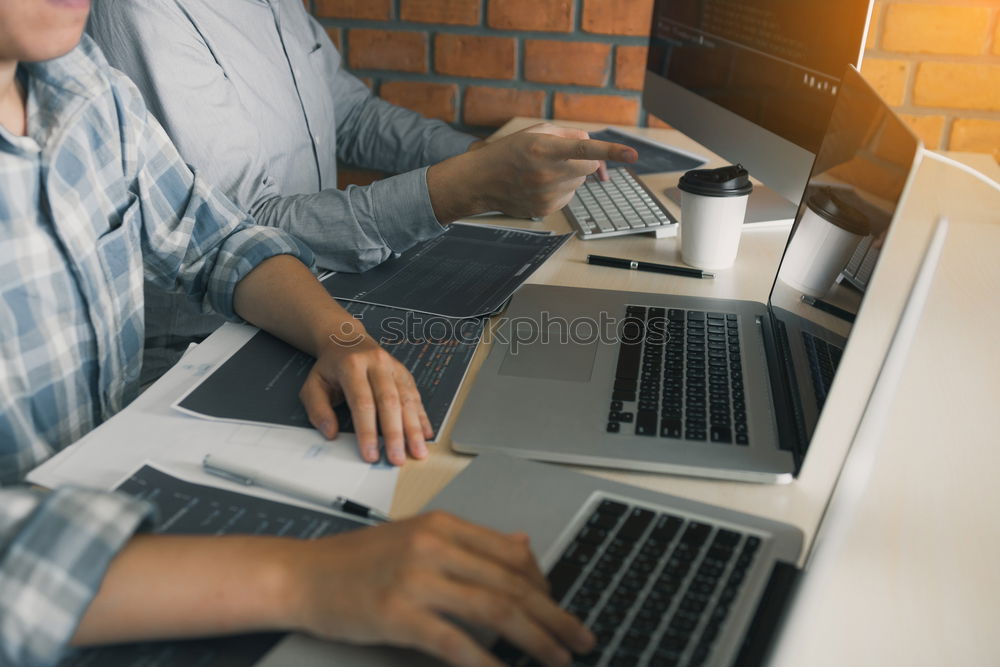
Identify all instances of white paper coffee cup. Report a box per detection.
[778,189,869,297]
[679,192,750,270]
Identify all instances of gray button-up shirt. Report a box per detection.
[88,0,477,380]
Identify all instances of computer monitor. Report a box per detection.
[643,0,873,222]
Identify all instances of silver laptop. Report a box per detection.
[451,67,922,483]
[260,208,947,666]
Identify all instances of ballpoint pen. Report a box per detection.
[587,254,714,279]
[801,295,856,323]
[202,454,391,523]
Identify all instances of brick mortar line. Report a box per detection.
[515,33,525,81]
[347,71,643,96]
[893,105,1000,118]
[318,19,649,45]
[866,49,1000,65]
[941,117,955,151]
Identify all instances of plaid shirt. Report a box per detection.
[0,37,313,666]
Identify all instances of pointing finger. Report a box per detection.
[543,136,637,164]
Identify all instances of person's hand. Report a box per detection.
[428,123,638,222]
[281,512,595,666]
[521,123,612,182]
[298,327,433,466]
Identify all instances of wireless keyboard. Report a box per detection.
[564,167,679,240]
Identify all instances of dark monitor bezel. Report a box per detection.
[642,1,873,204]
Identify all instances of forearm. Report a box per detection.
[73,535,296,646]
[232,254,360,357]
[249,170,445,273]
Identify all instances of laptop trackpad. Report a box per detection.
[498,337,599,383]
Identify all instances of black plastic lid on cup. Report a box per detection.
[677,164,753,198]
[805,186,870,235]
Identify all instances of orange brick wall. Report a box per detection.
[310,0,999,161]
[312,0,654,133]
[863,0,999,160]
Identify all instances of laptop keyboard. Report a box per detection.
[493,498,762,666]
[565,168,677,240]
[607,306,749,446]
[801,331,843,408]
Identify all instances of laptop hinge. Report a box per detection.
[733,560,802,667]
[757,313,808,471]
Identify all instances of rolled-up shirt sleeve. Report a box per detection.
[88,0,478,273]
[0,487,153,667]
[110,69,316,319]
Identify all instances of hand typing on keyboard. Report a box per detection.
[426,123,637,222]
[278,511,596,666]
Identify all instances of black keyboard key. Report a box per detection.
[615,343,642,381]
[614,377,636,391]
[569,587,600,611]
[714,529,741,548]
[687,311,705,321]
[679,594,708,614]
[589,513,619,532]
[617,508,655,541]
[650,514,683,543]
[635,410,657,436]
[619,629,650,652]
[596,605,628,629]
[562,540,598,567]
[610,400,623,412]
[597,500,628,518]
[575,525,610,545]
[710,426,732,443]
[681,522,712,547]
[669,612,698,633]
[593,560,624,583]
[607,421,620,433]
[687,579,718,597]
[660,419,682,438]
[546,558,582,602]
[705,545,735,565]
[611,390,636,402]
[697,559,726,578]
[606,537,633,560]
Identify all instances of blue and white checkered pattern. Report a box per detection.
[0,488,153,666]
[0,37,314,665]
